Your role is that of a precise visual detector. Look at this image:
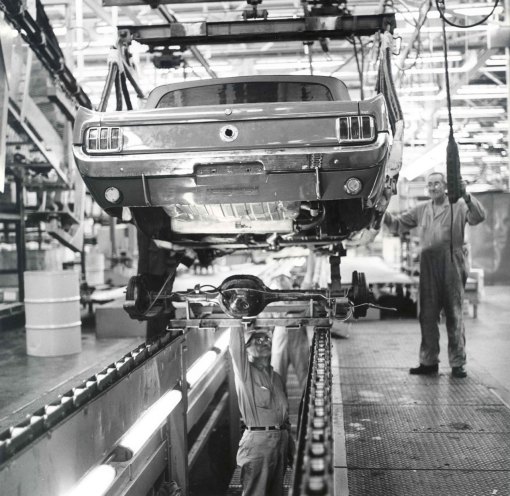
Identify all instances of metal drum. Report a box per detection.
[24,270,82,356]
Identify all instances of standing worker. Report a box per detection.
[384,171,486,378]
[268,273,310,391]
[229,326,294,496]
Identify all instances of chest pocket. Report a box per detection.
[254,386,271,409]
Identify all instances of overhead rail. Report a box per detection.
[117,13,396,46]
[0,0,92,111]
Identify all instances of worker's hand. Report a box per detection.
[460,180,471,203]
[459,180,466,197]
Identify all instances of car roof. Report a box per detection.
[145,75,351,108]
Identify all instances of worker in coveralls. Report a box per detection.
[383,172,486,378]
[229,326,294,496]
[268,273,310,391]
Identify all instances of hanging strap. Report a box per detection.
[439,3,461,261]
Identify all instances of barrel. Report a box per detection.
[24,270,82,356]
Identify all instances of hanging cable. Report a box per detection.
[435,0,500,29]
[352,37,365,100]
[438,0,463,262]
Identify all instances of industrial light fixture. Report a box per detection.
[396,24,487,34]
[399,84,440,94]
[255,59,345,70]
[436,107,505,118]
[187,351,218,387]
[400,94,442,102]
[63,465,116,496]
[118,389,182,455]
[486,56,507,66]
[453,5,503,16]
[412,53,462,64]
[457,85,508,96]
[95,25,116,36]
[395,10,440,21]
[186,330,230,387]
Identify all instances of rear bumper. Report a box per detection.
[83,164,385,209]
[75,134,390,209]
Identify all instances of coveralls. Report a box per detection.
[385,196,485,367]
[271,326,309,390]
[229,327,291,496]
[268,274,310,390]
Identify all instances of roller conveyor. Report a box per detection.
[0,325,338,496]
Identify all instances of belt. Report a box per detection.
[246,425,284,431]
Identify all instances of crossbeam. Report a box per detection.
[118,13,396,46]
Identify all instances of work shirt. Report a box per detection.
[229,326,289,428]
[384,196,486,252]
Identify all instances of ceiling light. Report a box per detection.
[472,133,504,142]
[53,26,67,36]
[457,85,508,95]
[459,150,485,158]
[486,55,507,65]
[436,107,505,118]
[255,59,344,70]
[493,122,509,130]
[411,53,462,64]
[453,5,503,16]
[396,24,487,34]
[400,84,440,94]
[400,95,442,102]
[395,11,440,21]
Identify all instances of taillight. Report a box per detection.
[336,116,375,143]
[85,127,122,153]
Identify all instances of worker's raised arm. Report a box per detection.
[228,326,250,382]
[384,206,420,235]
[463,194,486,226]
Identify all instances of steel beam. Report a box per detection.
[105,0,241,4]
[118,13,396,46]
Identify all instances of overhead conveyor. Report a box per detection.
[0,0,91,110]
[116,13,396,46]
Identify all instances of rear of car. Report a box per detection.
[73,75,392,246]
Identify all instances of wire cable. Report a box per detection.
[435,0,500,28]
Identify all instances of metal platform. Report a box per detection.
[333,318,510,496]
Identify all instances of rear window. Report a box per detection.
[156,81,334,108]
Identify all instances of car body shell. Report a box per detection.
[73,75,394,251]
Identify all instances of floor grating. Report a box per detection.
[335,320,510,495]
